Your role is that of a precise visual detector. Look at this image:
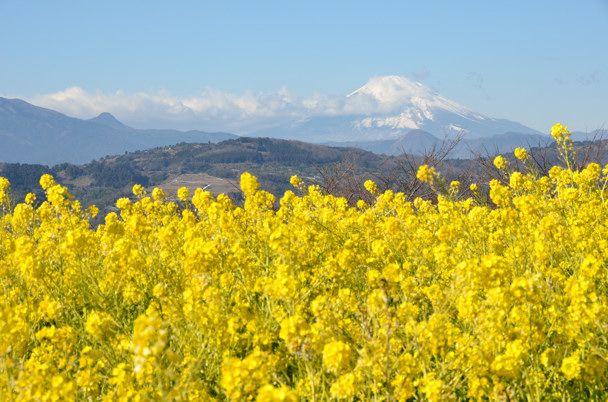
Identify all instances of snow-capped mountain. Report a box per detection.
[346,75,486,125]
[251,75,543,143]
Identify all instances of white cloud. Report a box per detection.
[14,76,479,134]
[23,86,342,134]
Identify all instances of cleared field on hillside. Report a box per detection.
[155,173,239,198]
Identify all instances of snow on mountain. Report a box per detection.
[346,75,484,121]
[251,75,543,143]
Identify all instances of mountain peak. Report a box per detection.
[340,76,483,134]
[348,75,433,101]
[346,75,480,123]
[89,112,130,130]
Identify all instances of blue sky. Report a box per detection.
[0,0,606,134]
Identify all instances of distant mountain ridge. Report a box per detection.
[0,97,237,165]
[324,129,552,158]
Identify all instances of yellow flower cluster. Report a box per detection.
[551,123,573,150]
[416,164,437,183]
[551,123,575,170]
[493,155,507,170]
[514,147,529,160]
[0,124,608,399]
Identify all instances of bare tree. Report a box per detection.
[313,132,464,205]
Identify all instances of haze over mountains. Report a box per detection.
[3,75,589,165]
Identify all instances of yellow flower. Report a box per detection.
[256,384,299,402]
[420,373,446,402]
[116,197,131,210]
[40,297,63,320]
[541,348,556,368]
[0,178,9,205]
[240,171,260,196]
[561,350,582,380]
[364,180,379,196]
[551,123,568,140]
[221,349,270,400]
[1,146,608,400]
[177,186,190,201]
[330,373,357,399]
[514,147,529,160]
[151,187,167,201]
[39,174,55,189]
[87,204,99,218]
[25,193,36,204]
[279,315,310,353]
[132,310,168,376]
[0,177,9,190]
[289,175,303,188]
[322,340,352,373]
[551,123,573,152]
[132,184,145,197]
[85,311,114,338]
[493,155,507,169]
[416,164,437,183]
[450,180,460,193]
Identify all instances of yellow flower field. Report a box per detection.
[0,124,607,400]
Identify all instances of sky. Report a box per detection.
[0,0,607,134]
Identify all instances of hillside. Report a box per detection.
[0,137,386,222]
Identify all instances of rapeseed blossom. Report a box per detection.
[514,147,529,160]
[322,340,352,373]
[416,164,437,183]
[493,155,507,169]
[0,123,607,399]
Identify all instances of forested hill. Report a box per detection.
[0,137,386,220]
